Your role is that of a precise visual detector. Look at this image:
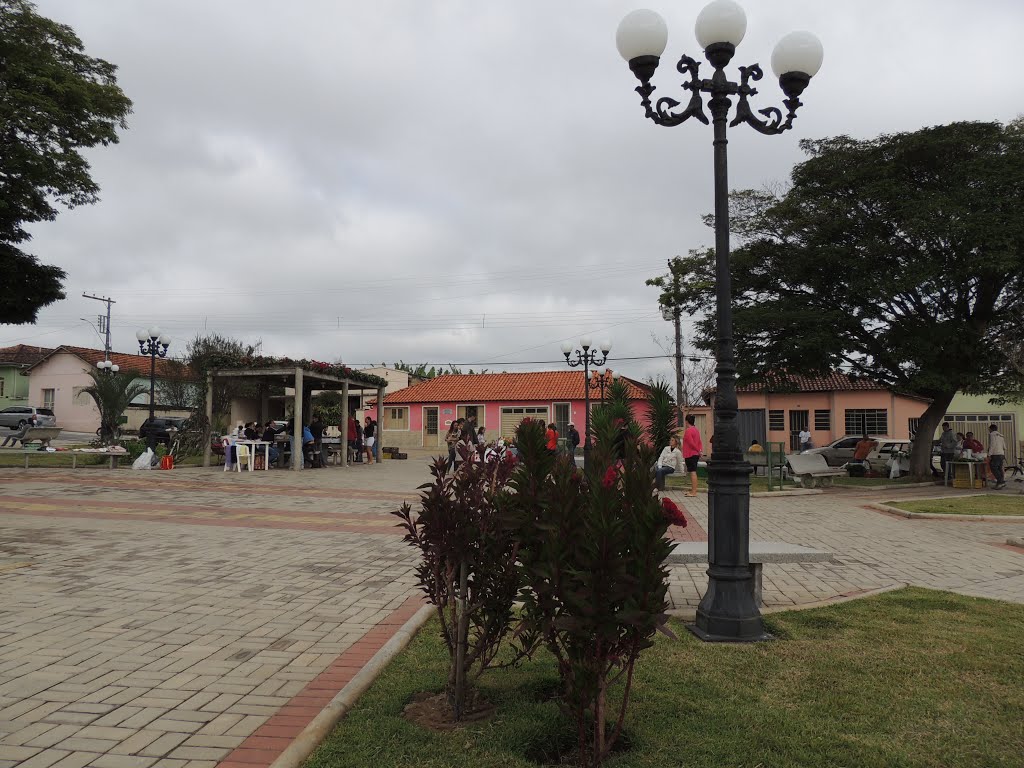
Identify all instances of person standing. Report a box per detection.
[310,413,325,467]
[988,423,1007,489]
[798,426,812,451]
[655,436,684,492]
[939,422,958,480]
[444,422,460,475]
[567,423,580,458]
[545,423,558,456]
[363,416,376,465]
[681,414,703,498]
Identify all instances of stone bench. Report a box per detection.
[666,541,833,605]
[786,453,846,488]
[13,450,124,469]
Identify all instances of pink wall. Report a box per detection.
[28,354,102,432]
[737,389,929,445]
[385,398,650,446]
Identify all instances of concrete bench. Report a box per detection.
[786,453,846,488]
[666,540,833,605]
[13,449,124,469]
[15,426,62,448]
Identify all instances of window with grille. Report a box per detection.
[384,407,409,430]
[814,409,831,430]
[42,389,55,409]
[844,409,887,435]
[768,410,784,431]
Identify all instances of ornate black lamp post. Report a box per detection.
[588,369,619,403]
[616,0,822,642]
[136,326,171,451]
[561,337,611,470]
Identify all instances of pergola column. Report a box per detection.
[292,367,303,471]
[341,381,349,467]
[202,372,214,468]
[377,385,386,463]
[259,385,270,424]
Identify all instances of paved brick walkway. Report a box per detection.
[0,464,1022,766]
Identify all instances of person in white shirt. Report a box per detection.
[988,424,1007,489]
[655,436,685,491]
[798,428,812,451]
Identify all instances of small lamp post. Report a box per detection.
[96,360,120,373]
[562,337,612,470]
[589,369,619,403]
[616,0,822,643]
[136,327,170,451]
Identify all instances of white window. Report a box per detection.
[72,386,91,406]
[42,389,55,409]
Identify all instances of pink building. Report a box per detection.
[729,372,931,451]
[379,371,651,450]
[24,346,188,433]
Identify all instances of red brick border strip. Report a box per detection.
[216,595,428,768]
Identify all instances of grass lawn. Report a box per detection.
[305,587,1024,768]
[885,495,1024,517]
[0,450,205,469]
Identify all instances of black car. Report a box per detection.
[138,417,185,445]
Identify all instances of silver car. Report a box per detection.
[0,406,57,429]
[801,435,891,467]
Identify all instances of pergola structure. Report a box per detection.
[201,365,386,470]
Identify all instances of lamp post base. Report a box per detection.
[690,566,771,642]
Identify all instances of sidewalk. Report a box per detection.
[0,463,1021,766]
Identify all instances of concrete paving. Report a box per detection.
[0,461,1021,766]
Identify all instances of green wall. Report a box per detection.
[0,365,30,405]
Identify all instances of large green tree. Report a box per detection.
[669,120,1024,478]
[0,0,132,324]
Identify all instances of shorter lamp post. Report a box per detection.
[561,337,611,471]
[136,327,170,451]
[588,369,619,403]
[95,359,121,442]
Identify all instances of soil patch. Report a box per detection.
[403,690,495,731]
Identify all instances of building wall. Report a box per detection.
[381,398,652,448]
[0,365,32,405]
[28,353,173,433]
[737,390,929,448]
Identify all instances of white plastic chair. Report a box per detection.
[235,444,251,472]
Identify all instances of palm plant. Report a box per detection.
[82,368,147,444]
[644,376,677,450]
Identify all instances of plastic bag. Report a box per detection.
[132,448,154,470]
[889,458,900,480]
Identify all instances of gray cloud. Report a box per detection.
[6,0,1022,382]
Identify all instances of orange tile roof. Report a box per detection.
[384,371,647,404]
[0,345,54,366]
[27,345,192,379]
[735,371,887,393]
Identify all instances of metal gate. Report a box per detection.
[736,409,766,451]
[944,413,1018,464]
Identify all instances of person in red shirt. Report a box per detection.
[545,423,558,455]
[681,414,703,497]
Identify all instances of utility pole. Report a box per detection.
[82,293,115,360]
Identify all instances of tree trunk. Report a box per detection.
[909,391,955,480]
[452,559,469,720]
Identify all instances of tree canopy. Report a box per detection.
[0,0,132,323]
[667,120,1024,475]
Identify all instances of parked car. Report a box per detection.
[138,417,185,445]
[801,435,892,467]
[0,406,56,429]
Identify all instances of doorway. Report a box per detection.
[789,410,809,451]
[423,407,439,448]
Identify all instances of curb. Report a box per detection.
[869,501,1024,523]
[845,481,941,492]
[751,488,821,497]
[667,583,908,622]
[267,604,434,768]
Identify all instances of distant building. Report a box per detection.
[23,346,190,433]
[724,371,931,451]
[380,371,650,451]
[0,345,53,406]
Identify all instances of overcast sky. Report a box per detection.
[4,0,1022,382]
